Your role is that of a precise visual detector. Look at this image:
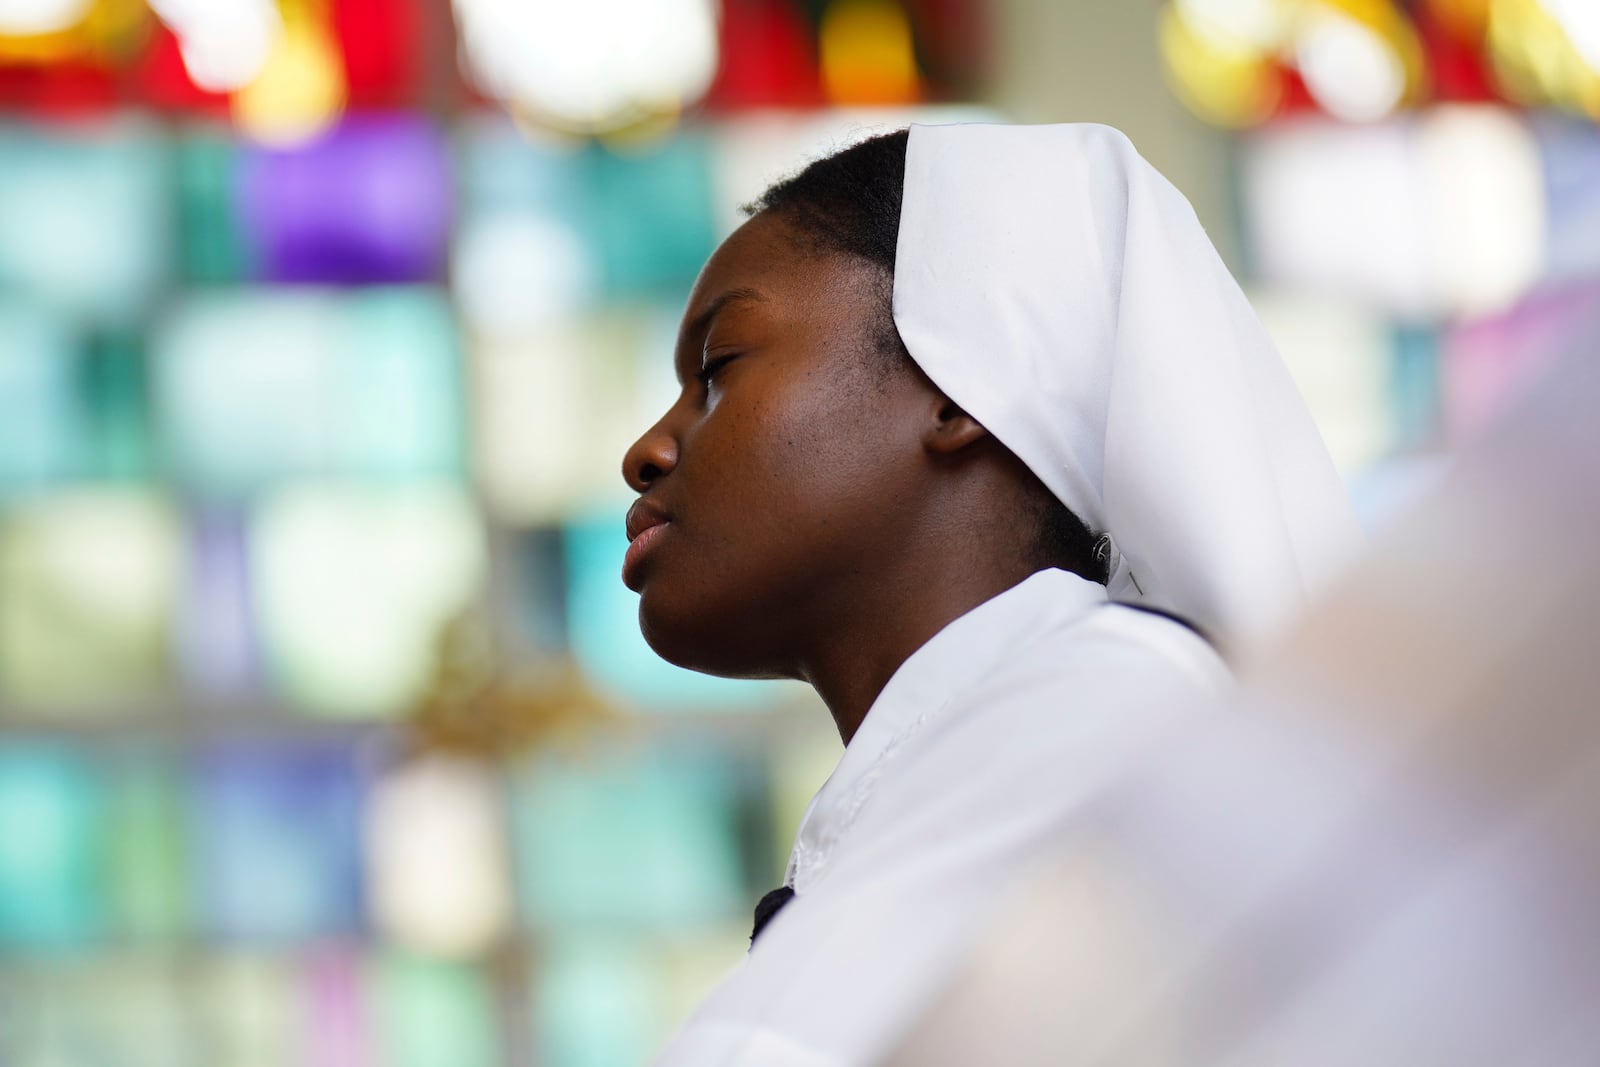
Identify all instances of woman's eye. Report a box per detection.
[695,353,739,388]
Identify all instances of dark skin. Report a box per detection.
[622,210,1054,745]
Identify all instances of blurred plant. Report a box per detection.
[404,610,616,761]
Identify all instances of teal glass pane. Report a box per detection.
[0,492,180,709]
[1392,324,1440,450]
[0,301,83,494]
[369,953,499,1067]
[335,288,463,480]
[563,515,780,711]
[152,292,340,495]
[104,752,187,943]
[176,127,253,285]
[510,746,745,929]
[0,746,106,950]
[534,936,659,1067]
[458,115,587,215]
[456,119,597,333]
[584,133,716,299]
[153,290,461,496]
[82,330,156,482]
[0,123,172,325]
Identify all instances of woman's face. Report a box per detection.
[621,211,932,678]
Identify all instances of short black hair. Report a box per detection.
[744,130,1109,586]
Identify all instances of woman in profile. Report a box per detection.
[621,123,1359,1065]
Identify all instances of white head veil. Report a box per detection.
[893,123,1361,651]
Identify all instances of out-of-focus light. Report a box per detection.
[0,0,93,35]
[148,0,280,92]
[231,1,347,146]
[364,755,513,958]
[820,0,921,107]
[1244,119,1433,317]
[1488,0,1600,116]
[250,486,484,717]
[453,0,718,134]
[1419,104,1545,315]
[1296,4,1410,122]
[1160,3,1284,128]
[1243,110,1547,320]
[1176,0,1286,51]
[1540,0,1600,72]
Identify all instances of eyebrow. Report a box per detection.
[683,287,766,345]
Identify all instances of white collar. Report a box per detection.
[786,568,1109,890]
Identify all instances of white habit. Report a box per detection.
[651,568,1228,1065]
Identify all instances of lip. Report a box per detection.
[622,500,672,590]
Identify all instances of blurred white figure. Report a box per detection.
[887,332,1600,1066]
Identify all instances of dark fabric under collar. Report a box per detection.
[750,885,795,946]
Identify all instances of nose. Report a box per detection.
[622,415,679,494]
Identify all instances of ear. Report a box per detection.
[924,396,991,456]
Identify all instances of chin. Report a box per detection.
[637,588,784,680]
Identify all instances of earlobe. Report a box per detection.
[925,398,991,456]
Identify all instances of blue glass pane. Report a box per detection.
[0,746,106,950]
[191,746,363,943]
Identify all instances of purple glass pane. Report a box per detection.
[236,116,452,284]
[176,509,262,700]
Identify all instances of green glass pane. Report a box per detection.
[3,955,188,1067]
[0,746,106,949]
[104,753,187,943]
[197,952,301,1067]
[0,491,179,709]
[510,746,745,929]
[369,953,498,1067]
[249,486,484,717]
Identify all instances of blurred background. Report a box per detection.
[0,0,1595,1064]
